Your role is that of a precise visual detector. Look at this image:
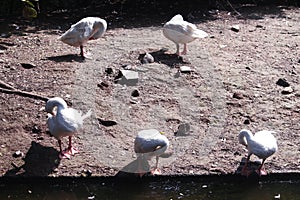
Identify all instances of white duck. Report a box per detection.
[163,14,208,55]
[238,129,278,176]
[45,97,92,159]
[134,129,169,176]
[59,17,107,59]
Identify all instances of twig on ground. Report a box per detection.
[0,80,49,101]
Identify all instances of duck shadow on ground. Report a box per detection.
[115,157,150,178]
[46,54,84,63]
[235,157,263,177]
[4,141,60,176]
[138,49,190,68]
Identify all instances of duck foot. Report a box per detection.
[66,146,79,155]
[150,168,162,175]
[256,169,268,176]
[59,151,71,159]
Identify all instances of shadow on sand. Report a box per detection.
[138,49,190,68]
[4,141,60,177]
[46,54,84,63]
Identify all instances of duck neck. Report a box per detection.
[239,130,254,146]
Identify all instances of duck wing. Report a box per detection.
[59,19,95,47]
[251,131,278,159]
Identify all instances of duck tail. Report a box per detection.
[193,28,208,38]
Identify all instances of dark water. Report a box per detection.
[1,174,300,200]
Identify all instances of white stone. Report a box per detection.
[180,66,192,73]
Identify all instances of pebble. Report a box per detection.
[105,67,113,74]
[282,86,293,94]
[13,150,24,158]
[97,81,109,89]
[131,89,140,97]
[276,78,290,87]
[32,125,41,134]
[142,53,154,64]
[179,66,192,73]
[20,63,36,69]
[232,92,243,99]
[81,169,92,177]
[175,123,190,136]
[244,119,250,125]
[231,25,240,32]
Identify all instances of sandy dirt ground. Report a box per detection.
[0,4,299,177]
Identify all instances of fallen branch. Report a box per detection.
[0,80,15,90]
[0,80,49,102]
[0,87,49,102]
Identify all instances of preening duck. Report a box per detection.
[238,129,278,176]
[45,97,91,159]
[59,17,107,59]
[134,129,169,176]
[163,14,208,55]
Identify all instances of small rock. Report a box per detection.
[256,24,264,29]
[105,67,113,74]
[142,53,154,64]
[130,98,138,104]
[37,136,44,140]
[231,25,240,32]
[219,44,227,48]
[97,81,109,89]
[131,89,140,97]
[81,169,92,177]
[0,50,5,54]
[117,69,139,86]
[13,150,24,158]
[20,63,36,69]
[282,86,293,94]
[122,64,134,70]
[180,66,192,73]
[32,125,41,134]
[97,118,117,127]
[276,78,290,87]
[175,123,190,136]
[232,92,243,99]
[244,119,250,125]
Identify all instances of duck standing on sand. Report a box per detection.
[134,129,169,176]
[238,129,278,176]
[59,17,107,59]
[163,14,208,55]
[45,97,92,159]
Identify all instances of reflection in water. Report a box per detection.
[1,175,300,200]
